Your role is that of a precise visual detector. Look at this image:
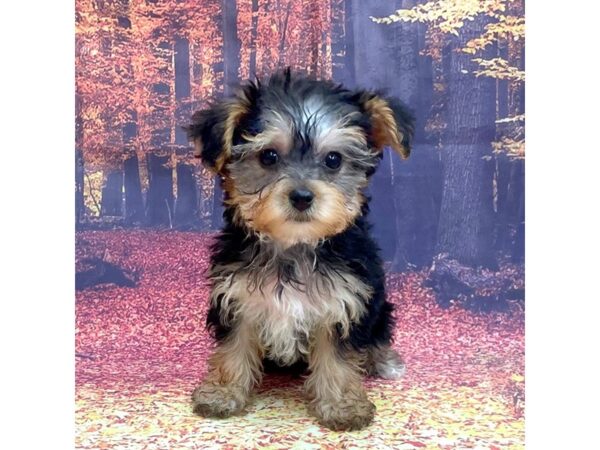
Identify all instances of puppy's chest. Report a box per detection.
[246,275,322,361]
[214,256,371,364]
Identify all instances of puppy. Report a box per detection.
[187,69,414,431]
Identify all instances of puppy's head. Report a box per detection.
[187,70,414,247]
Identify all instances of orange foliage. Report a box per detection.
[76,0,332,171]
[237,0,332,80]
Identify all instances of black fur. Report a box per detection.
[206,203,395,364]
[185,104,229,170]
[193,70,412,372]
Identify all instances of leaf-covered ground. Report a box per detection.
[76,230,524,449]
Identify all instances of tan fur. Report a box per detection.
[314,121,367,156]
[255,109,295,154]
[221,176,237,202]
[192,321,262,418]
[210,253,371,365]
[224,109,294,161]
[240,126,293,156]
[364,96,409,159]
[305,326,375,431]
[227,178,363,248]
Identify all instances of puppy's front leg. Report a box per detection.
[192,321,262,418]
[305,327,375,431]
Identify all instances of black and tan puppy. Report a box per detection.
[187,69,413,431]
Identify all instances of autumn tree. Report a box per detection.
[436,12,497,268]
[238,0,332,79]
[76,0,225,226]
[75,0,525,272]
[76,0,133,221]
[373,0,525,268]
[330,0,355,87]
[76,95,85,224]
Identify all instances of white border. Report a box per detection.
[1,1,74,449]
[527,1,600,448]
[3,1,600,448]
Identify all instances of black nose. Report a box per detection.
[289,189,314,212]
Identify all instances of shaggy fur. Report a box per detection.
[187,69,414,431]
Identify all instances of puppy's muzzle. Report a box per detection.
[289,188,314,212]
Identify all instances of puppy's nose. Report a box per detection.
[289,189,314,212]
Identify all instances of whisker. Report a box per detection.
[237,175,288,198]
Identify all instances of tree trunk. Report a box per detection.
[174,163,199,228]
[388,0,426,271]
[330,0,355,87]
[277,1,292,69]
[75,94,85,226]
[76,149,85,226]
[504,158,524,262]
[331,0,343,78]
[352,0,402,262]
[494,37,511,253]
[212,0,242,229]
[508,0,525,120]
[352,0,402,92]
[495,155,510,252]
[304,0,321,75]
[249,0,259,76]
[151,40,173,137]
[389,148,442,271]
[174,38,190,100]
[352,0,440,270]
[512,171,524,263]
[101,170,124,217]
[222,0,241,96]
[366,154,396,262]
[435,15,497,269]
[174,35,192,187]
[123,155,144,224]
[146,153,174,227]
[147,39,175,226]
[496,1,524,260]
[343,0,356,87]
[122,111,144,225]
[173,36,199,228]
[409,20,443,270]
[394,0,418,106]
[507,0,525,263]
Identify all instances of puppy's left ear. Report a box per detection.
[356,92,415,159]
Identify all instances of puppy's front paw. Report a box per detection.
[191,382,248,418]
[310,395,376,431]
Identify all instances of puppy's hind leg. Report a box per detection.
[192,321,262,418]
[366,344,406,380]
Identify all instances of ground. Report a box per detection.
[75,230,524,450]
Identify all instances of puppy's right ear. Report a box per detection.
[186,84,257,174]
[185,104,229,174]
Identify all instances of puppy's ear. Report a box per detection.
[185,84,257,174]
[355,92,415,159]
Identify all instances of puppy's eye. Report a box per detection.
[324,152,342,170]
[259,149,279,167]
